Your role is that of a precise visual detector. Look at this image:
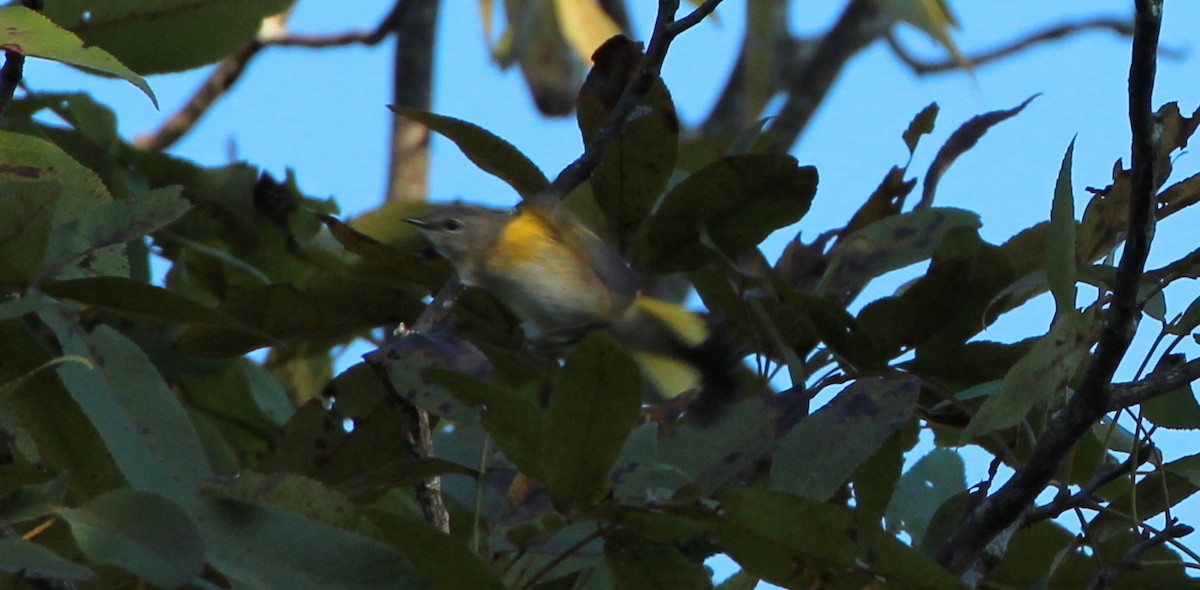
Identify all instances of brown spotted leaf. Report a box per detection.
[919,95,1039,209]
[819,207,981,299]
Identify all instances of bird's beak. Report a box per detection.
[403,217,431,229]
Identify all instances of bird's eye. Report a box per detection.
[442,219,463,231]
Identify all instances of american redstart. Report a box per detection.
[404,203,739,424]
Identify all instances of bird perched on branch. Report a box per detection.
[405,203,739,424]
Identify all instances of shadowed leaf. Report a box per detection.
[543,332,643,512]
[391,106,549,199]
[919,95,1039,209]
[62,489,204,589]
[0,6,154,104]
[636,154,817,273]
[772,377,919,500]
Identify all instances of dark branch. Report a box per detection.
[762,0,892,154]
[887,17,1133,75]
[933,0,1164,576]
[1026,440,1155,523]
[133,40,264,151]
[1085,523,1193,590]
[1109,357,1200,410]
[135,2,409,151]
[264,0,410,47]
[534,0,726,206]
[384,0,438,203]
[0,51,24,118]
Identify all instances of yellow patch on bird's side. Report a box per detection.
[631,297,709,347]
[492,210,558,263]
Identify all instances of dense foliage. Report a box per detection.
[1,1,1199,589]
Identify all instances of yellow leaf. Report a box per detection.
[877,0,971,73]
[552,0,621,63]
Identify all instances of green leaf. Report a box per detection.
[771,377,919,500]
[368,329,493,424]
[390,106,549,199]
[961,309,1094,441]
[1142,354,1200,430]
[0,538,95,581]
[436,371,546,479]
[372,511,505,590]
[40,276,260,333]
[0,6,155,105]
[0,319,125,499]
[635,154,817,273]
[175,278,427,357]
[0,472,69,524]
[884,448,966,547]
[714,486,964,589]
[0,177,60,283]
[0,129,111,224]
[42,186,192,279]
[543,332,644,512]
[576,36,679,244]
[604,532,714,590]
[42,0,295,75]
[196,496,425,590]
[1047,138,1078,315]
[42,311,213,498]
[656,398,777,494]
[62,489,204,589]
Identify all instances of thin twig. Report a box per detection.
[263,0,410,48]
[887,17,1133,75]
[135,1,409,151]
[534,0,725,205]
[1109,357,1200,410]
[934,0,1164,576]
[1026,440,1155,523]
[1085,523,1193,590]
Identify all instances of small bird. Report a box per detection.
[404,203,739,424]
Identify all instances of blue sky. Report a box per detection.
[25,0,1200,581]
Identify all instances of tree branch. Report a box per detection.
[1025,440,1154,524]
[135,2,409,151]
[384,0,439,203]
[263,0,410,48]
[133,40,264,151]
[1085,523,1193,590]
[534,0,725,206]
[887,17,1133,75]
[761,0,893,154]
[1109,357,1200,410]
[933,0,1164,576]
